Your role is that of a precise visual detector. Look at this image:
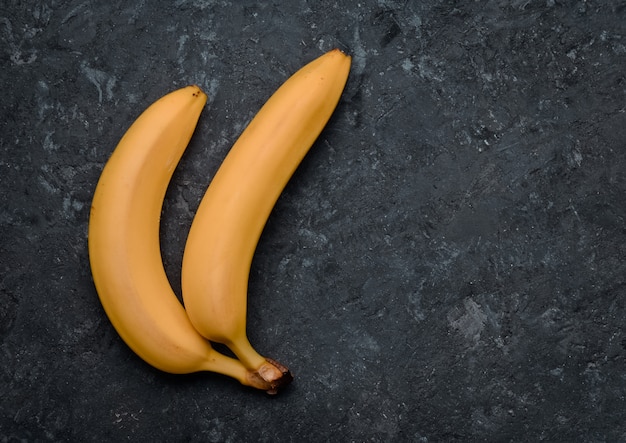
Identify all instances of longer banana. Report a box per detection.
[88,86,275,392]
[182,49,352,386]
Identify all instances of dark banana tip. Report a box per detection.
[265,358,294,395]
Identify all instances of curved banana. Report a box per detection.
[88,85,274,392]
[181,49,352,387]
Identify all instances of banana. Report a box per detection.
[88,85,275,392]
[181,49,352,387]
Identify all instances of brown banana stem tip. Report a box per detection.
[261,358,294,395]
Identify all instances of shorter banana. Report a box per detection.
[182,49,352,388]
[88,85,277,392]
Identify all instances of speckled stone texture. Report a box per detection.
[1,0,625,441]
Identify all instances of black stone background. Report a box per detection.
[1,0,625,441]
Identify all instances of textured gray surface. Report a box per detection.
[2,0,626,441]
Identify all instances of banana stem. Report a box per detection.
[225,336,293,392]
[225,336,268,369]
[199,349,273,392]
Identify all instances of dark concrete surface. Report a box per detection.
[2,0,626,441]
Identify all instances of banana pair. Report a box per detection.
[88,49,351,394]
